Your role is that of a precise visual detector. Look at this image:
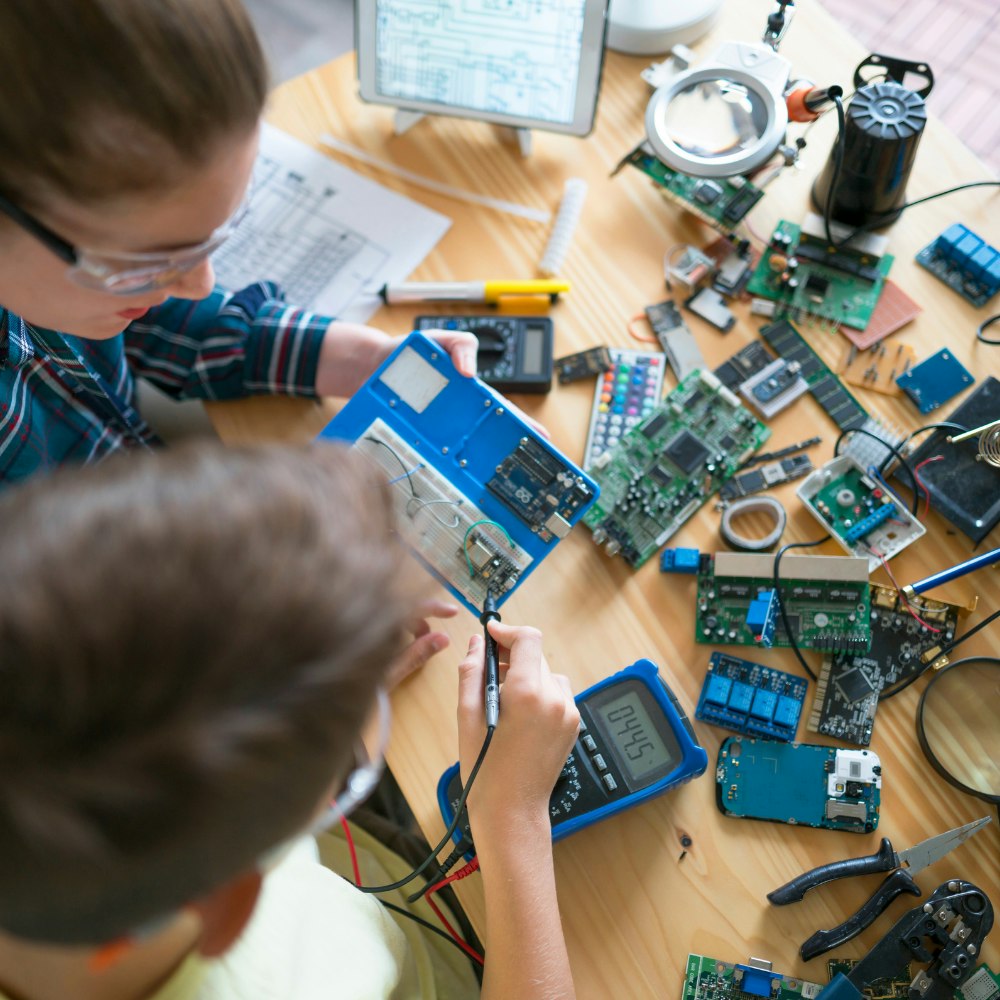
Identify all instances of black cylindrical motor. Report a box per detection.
[812,80,927,229]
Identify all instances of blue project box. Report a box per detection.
[319,332,600,616]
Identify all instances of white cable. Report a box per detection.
[538,178,588,276]
[720,496,787,552]
[318,134,551,223]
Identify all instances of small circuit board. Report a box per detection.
[809,584,973,746]
[716,738,881,832]
[840,279,922,351]
[827,959,911,1000]
[797,455,926,570]
[746,216,893,330]
[583,370,770,568]
[684,954,823,1000]
[713,341,774,392]
[759,320,868,431]
[740,359,810,418]
[696,652,807,741]
[718,453,814,502]
[957,964,1000,1000]
[840,341,916,396]
[895,348,975,414]
[556,346,612,384]
[617,143,764,233]
[916,223,1000,307]
[696,552,871,653]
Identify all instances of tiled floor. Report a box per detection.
[244,0,999,173]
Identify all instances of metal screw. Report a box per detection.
[389,399,397,407]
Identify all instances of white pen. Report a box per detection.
[379,279,570,304]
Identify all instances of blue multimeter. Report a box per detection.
[437,659,708,844]
[319,332,599,617]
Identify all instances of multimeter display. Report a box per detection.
[415,315,554,393]
[437,659,708,844]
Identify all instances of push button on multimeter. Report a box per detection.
[582,734,597,752]
[602,774,619,791]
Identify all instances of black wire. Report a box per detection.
[833,427,920,515]
[772,535,830,682]
[358,726,494,895]
[977,314,1000,346]
[898,422,970,449]
[823,94,847,247]
[879,607,1000,701]
[915,656,1000,807]
[378,899,484,964]
[366,436,419,497]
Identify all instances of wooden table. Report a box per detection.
[211,3,1000,995]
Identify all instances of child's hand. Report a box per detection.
[456,622,579,841]
[315,322,477,397]
[385,598,460,689]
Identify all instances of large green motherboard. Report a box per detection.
[617,143,765,233]
[696,552,871,652]
[583,370,769,568]
[747,219,893,330]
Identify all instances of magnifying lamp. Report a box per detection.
[644,40,792,178]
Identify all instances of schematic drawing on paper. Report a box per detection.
[375,0,587,124]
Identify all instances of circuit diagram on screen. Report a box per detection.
[375,0,587,124]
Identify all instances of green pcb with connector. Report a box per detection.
[683,954,823,1000]
[583,371,769,568]
[696,552,871,653]
[617,144,764,233]
[956,964,1000,1000]
[747,219,893,330]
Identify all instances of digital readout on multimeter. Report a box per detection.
[588,684,680,790]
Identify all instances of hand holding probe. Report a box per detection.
[481,590,501,729]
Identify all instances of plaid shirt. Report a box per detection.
[0,281,329,485]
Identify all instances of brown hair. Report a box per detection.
[0,0,268,206]
[0,442,412,944]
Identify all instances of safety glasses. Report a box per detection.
[0,187,250,296]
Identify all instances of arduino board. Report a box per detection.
[716,738,881,832]
[696,652,807,741]
[617,143,764,233]
[809,584,973,746]
[684,954,823,1000]
[583,370,770,568]
[746,216,893,330]
[320,333,598,615]
[696,552,871,653]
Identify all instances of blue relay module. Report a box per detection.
[696,652,806,741]
[916,224,1000,307]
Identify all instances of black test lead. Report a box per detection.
[481,590,501,729]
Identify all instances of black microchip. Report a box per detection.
[649,464,672,486]
[641,410,670,439]
[719,469,766,501]
[719,434,736,450]
[805,273,830,296]
[845,781,866,797]
[721,185,764,222]
[687,388,704,407]
[693,180,722,205]
[834,667,876,704]
[664,429,710,474]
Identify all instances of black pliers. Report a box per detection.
[767,816,991,960]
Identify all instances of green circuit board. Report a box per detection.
[583,370,769,568]
[683,954,824,1000]
[747,220,893,330]
[827,959,912,999]
[618,144,765,233]
[696,552,871,653]
[956,964,1000,1000]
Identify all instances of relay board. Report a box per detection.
[583,370,769,568]
[696,652,807,741]
[916,223,1000,307]
[697,552,871,653]
[746,216,893,330]
[809,584,972,746]
[320,333,598,615]
[617,143,764,233]
[716,738,882,833]
[797,455,925,570]
[684,954,823,1000]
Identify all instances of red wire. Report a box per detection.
[870,547,941,633]
[424,858,484,966]
[626,313,658,344]
[340,817,363,887]
[912,455,944,520]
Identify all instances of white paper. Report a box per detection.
[212,123,451,322]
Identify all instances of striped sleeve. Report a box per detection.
[123,282,329,401]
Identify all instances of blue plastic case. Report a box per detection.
[319,332,599,616]
[437,659,708,844]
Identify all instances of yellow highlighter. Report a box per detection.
[379,279,570,304]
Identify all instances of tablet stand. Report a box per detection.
[393,109,533,157]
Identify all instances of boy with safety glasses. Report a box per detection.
[0,442,580,999]
[0,0,475,483]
